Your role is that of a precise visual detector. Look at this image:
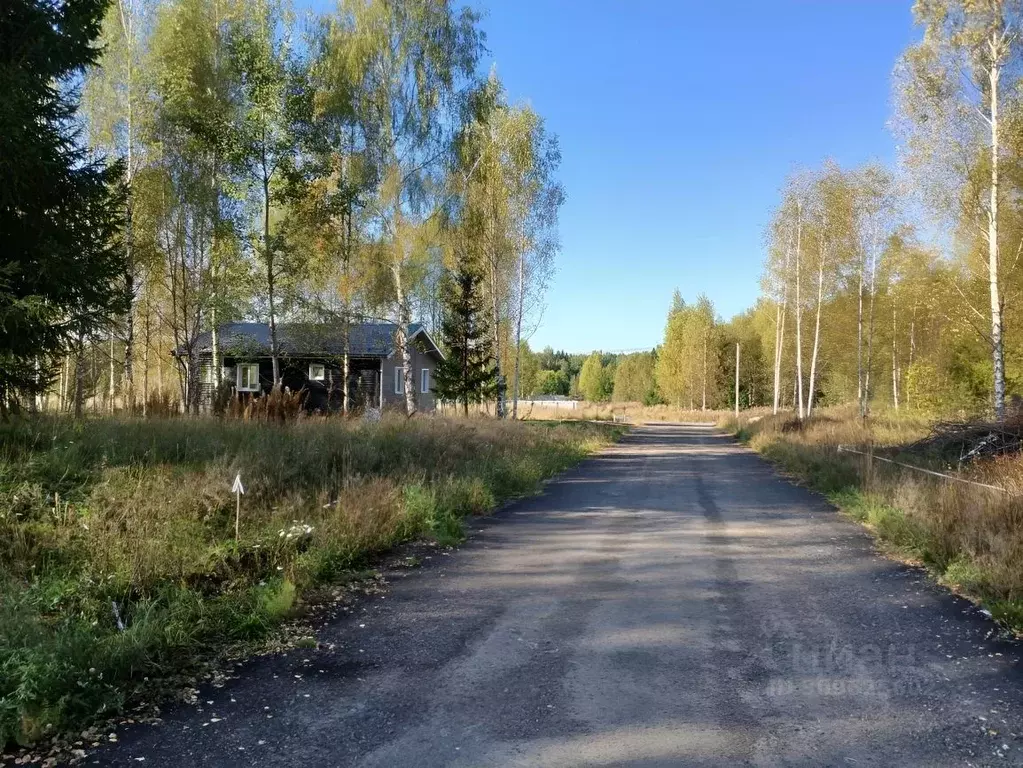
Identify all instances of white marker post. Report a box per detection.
[232,472,245,540]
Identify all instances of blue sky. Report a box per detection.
[479,0,919,353]
[301,1,921,353]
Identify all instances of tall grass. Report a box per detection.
[0,414,620,747]
[725,407,1023,633]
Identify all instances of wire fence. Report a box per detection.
[836,444,1010,494]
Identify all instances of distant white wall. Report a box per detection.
[517,399,580,411]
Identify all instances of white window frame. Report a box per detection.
[308,363,325,382]
[421,368,430,394]
[394,367,405,395]
[237,363,260,392]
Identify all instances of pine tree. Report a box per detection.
[433,260,497,415]
[0,0,127,412]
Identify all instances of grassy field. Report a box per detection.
[0,414,622,748]
[519,401,773,424]
[722,406,1023,634]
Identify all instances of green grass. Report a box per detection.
[0,414,622,747]
[725,408,1023,636]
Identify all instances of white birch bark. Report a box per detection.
[793,201,805,420]
[511,250,525,419]
[892,301,900,410]
[988,29,1006,420]
[807,217,827,418]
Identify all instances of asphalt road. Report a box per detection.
[93,424,1023,767]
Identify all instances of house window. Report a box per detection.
[421,368,430,394]
[237,364,260,392]
[308,363,325,382]
[394,367,404,395]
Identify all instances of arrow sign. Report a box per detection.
[232,473,245,540]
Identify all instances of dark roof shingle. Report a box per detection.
[181,322,430,358]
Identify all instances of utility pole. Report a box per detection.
[735,343,740,420]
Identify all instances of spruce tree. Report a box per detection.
[433,260,498,416]
[0,0,126,410]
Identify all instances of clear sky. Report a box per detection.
[300,0,921,354]
[479,0,920,353]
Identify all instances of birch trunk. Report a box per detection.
[108,334,116,412]
[209,0,222,391]
[341,132,353,416]
[211,304,220,389]
[793,202,805,420]
[734,343,740,418]
[892,301,899,410]
[393,262,416,415]
[907,307,916,411]
[989,35,1006,420]
[119,0,136,408]
[264,167,280,389]
[857,247,865,417]
[511,251,525,419]
[490,254,505,419]
[701,330,707,411]
[74,335,85,419]
[864,228,878,417]
[142,291,150,417]
[807,228,826,418]
[772,294,787,415]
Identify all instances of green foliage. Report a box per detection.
[579,352,612,402]
[0,0,127,406]
[433,261,498,413]
[655,293,716,408]
[612,352,656,402]
[534,368,570,396]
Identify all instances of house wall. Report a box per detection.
[222,357,383,411]
[380,344,440,412]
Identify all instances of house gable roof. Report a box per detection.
[179,322,443,360]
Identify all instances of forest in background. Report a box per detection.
[574,2,1023,419]
[11,0,1023,421]
[477,1,1023,418]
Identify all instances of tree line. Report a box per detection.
[637,1,1023,419]
[2,0,562,418]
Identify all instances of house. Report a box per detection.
[180,322,444,412]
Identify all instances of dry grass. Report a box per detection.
[0,414,622,747]
[520,401,774,424]
[725,406,1023,633]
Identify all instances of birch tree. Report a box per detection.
[283,16,375,413]
[84,0,152,409]
[770,178,809,419]
[345,0,481,415]
[806,164,856,416]
[853,165,897,417]
[231,0,301,388]
[896,0,1023,419]
[455,73,563,418]
[764,212,791,415]
[149,0,246,410]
